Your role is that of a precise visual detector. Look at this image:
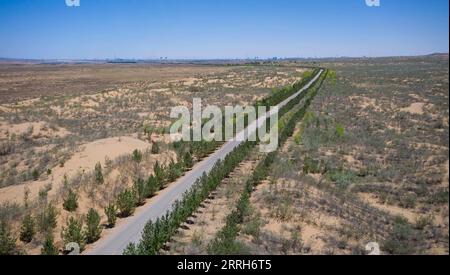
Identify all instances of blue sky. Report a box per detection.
[0,0,448,59]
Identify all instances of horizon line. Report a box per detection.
[0,52,448,63]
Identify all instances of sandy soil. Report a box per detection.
[400,102,426,115]
[0,136,150,204]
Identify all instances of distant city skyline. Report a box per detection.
[0,0,448,59]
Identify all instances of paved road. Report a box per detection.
[85,69,323,255]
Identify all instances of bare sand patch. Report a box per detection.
[400,102,426,115]
[182,77,200,86]
[0,121,71,139]
[349,96,382,111]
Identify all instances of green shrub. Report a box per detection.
[414,215,434,230]
[61,217,85,251]
[400,193,417,209]
[303,156,321,174]
[32,169,40,181]
[382,216,418,255]
[104,204,117,228]
[85,209,102,243]
[335,123,345,138]
[154,162,165,183]
[133,178,148,206]
[117,189,136,217]
[132,149,143,164]
[41,233,58,255]
[327,169,355,188]
[19,214,35,243]
[63,189,78,212]
[94,162,104,185]
[151,142,160,154]
[167,161,183,182]
[0,221,17,255]
[146,176,160,197]
[38,203,58,233]
[183,151,194,169]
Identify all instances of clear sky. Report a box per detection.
[0,0,448,59]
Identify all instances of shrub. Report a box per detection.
[105,203,117,228]
[19,214,35,243]
[143,124,153,136]
[85,209,102,243]
[335,123,345,138]
[41,233,58,255]
[132,149,143,164]
[327,169,355,188]
[414,215,434,230]
[133,178,147,206]
[117,189,136,217]
[0,141,15,156]
[146,176,160,196]
[167,161,183,182]
[38,203,58,233]
[400,193,417,209]
[151,142,160,154]
[242,214,262,242]
[32,169,40,181]
[154,162,165,183]
[94,162,104,185]
[382,216,418,255]
[61,216,85,251]
[63,189,78,212]
[303,156,321,174]
[183,151,194,169]
[0,221,17,255]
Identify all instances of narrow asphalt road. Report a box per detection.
[85,69,323,255]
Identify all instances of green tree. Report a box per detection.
[133,178,147,205]
[167,161,182,182]
[0,221,17,255]
[94,162,104,185]
[61,216,85,251]
[154,162,165,184]
[38,203,58,233]
[85,209,102,244]
[146,175,160,196]
[41,233,58,255]
[19,214,35,243]
[104,203,117,228]
[63,188,78,212]
[183,151,193,169]
[117,189,136,217]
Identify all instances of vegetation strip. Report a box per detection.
[207,70,328,255]
[124,69,327,255]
